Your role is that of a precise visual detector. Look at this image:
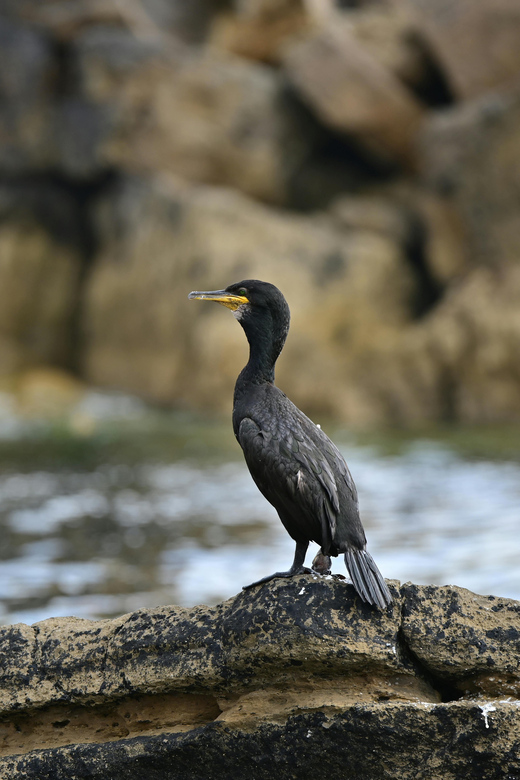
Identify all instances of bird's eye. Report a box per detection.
[238,288,247,296]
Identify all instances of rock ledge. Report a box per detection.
[0,578,519,779]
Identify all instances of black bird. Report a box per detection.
[188,280,392,609]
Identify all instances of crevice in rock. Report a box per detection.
[0,171,115,258]
[336,1,365,9]
[397,626,463,703]
[396,603,463,704]
[49,39,77,99]
[100,620,125,693]
[282,88,399,212]
[31,624,42,680]
[47,170,118,376]
[0,692,223,759]
[0,169,118,374]
[435,360,459,424]
[401,208,444,319]
[0,668,442,760]
[403,34,455,109]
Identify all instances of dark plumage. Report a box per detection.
[188,280,392,609]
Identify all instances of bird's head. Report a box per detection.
[188,280,291,363]
[189,279,289,323]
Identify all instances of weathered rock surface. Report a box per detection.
[406,0,520,99]
[402,583,520,696]
[378,264,520,424]
[284,19,424,167]
[421,86,520,269]
[340,2,431,93]
[0,578,519,778]
[209,0,309,64]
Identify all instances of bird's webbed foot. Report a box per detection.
[242,540,310,590]
[311,551,332,576]
[243,566,312,590]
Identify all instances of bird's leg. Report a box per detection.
[243,541,310,589]
[311,551,332,575]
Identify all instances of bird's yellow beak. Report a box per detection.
[188,289,249,311]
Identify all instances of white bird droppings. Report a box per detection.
[479,703,497,728]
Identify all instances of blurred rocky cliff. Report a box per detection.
[1,0,520,425]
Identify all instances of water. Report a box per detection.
[0,407,519,625]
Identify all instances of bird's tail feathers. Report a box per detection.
[344,549,393,609]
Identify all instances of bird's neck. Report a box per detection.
[236,331,277,392]
[234,309,289,408]
[234,312,287,400]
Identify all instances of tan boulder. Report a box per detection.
[379,266,520,424]
[420,87,520,269]
[406,0,520,99]
[339,2,429,92]
[209,0,309,64]
[283,18,425,167]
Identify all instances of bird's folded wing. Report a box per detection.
[238,416,341,540]
[321,437,359,507]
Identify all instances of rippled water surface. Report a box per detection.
[0,402,519,625]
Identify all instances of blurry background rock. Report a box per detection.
[0,0,519,426]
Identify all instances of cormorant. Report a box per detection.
[188,280,392,609]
